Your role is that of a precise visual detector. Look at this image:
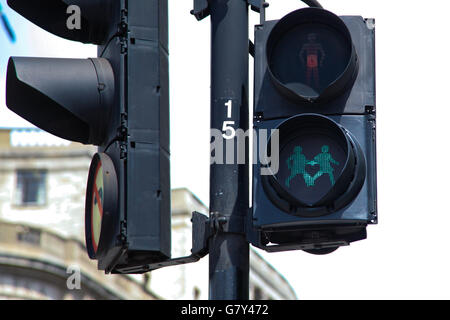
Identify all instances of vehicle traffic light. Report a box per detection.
[249,7,377,254]
[5,0,171,273]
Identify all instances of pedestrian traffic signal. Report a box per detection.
[5,0,171,273]
[249,7,377,254]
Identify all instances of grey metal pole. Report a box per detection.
[209,0,250,300]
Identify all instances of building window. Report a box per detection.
[15,170,47,206]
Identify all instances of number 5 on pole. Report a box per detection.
[222,121,236,139]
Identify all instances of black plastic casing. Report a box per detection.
[250,9,377,252]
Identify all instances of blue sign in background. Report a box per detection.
[0,0,32,74]
[0,0,35,128]
[0,1,16,43]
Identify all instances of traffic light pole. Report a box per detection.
[208,0,250,300]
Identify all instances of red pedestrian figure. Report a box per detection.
[299,33,325,91]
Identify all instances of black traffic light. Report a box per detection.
[5,0,171,273]
[249,7,377,254]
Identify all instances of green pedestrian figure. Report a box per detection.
[311,145,340,186]
[285,146,314,188]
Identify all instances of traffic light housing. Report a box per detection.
[250,8,376,254]
[5,0,171,273]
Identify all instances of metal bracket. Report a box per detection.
[210,212,246,235]
[191,0,269,22]
[191,0,210,21]
[191,0,267,58]
[118,9,128,53]
[248,0,269,58]
[112,211,248,273]
[146,211,210,272]
[248,0,269,24]
[118,113,128,159]
[248,0,261,12]
[111,211,210,274]
[248,0,268,13]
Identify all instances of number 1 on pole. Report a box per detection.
[225,99,232,118]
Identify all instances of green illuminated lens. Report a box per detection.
[285,144,340,188]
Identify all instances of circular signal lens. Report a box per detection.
[262,114,366,217]
[266,8,358,104]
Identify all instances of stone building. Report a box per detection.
[0,127,297,300]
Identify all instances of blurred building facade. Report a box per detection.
[0,128,296,300]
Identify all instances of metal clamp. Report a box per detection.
[111,211,210,274]
[210,212,246,235]
[191,0,210,21]
[248,0,269,24]
[191,0,269,23]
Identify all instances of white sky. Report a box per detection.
[1,0,450,299]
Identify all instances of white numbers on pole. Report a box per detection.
[222,100,235,139]
[225,99,233,118]
[222,121,236,140]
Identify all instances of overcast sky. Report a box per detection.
[1,0,450,299]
